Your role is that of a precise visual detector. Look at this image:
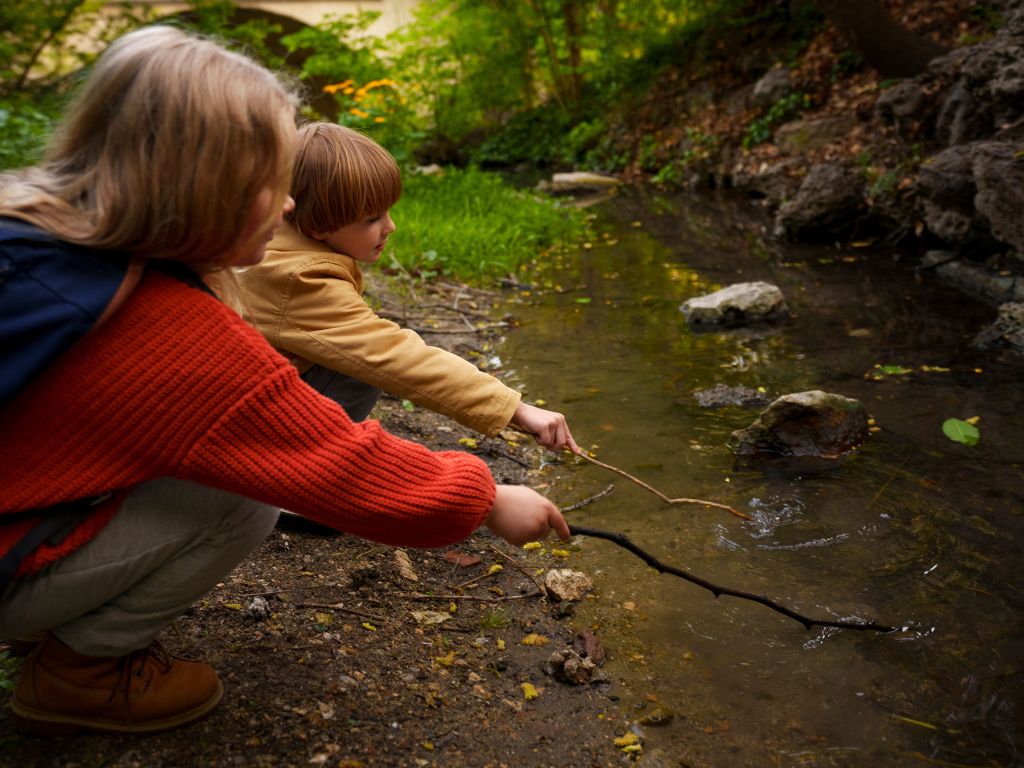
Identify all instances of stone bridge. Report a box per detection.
[127,0,419,36]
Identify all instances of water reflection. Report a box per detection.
[499,188,1024,766]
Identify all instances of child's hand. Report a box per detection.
[511,403,580,454]
[485,485,570,545]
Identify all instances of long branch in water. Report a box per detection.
[568,525,897,633]
[572,451,751,520]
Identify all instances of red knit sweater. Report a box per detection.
[0,270,496,579]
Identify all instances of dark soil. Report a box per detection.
[0,274,631,768]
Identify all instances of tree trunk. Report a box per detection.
[815,0,948,79]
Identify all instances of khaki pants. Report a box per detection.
[0,479,278,656]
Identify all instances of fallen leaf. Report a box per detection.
[521,633,549,646]
[395,549,419,582]
[521,682,539,701]
[361,622,376,632]
[458,437,478,449]
[443,551,482,567]
[411,610,452,625]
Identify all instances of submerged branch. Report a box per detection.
[561,483,615,512]
[568,525,896,633]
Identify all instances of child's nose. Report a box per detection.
[384,213,396,234]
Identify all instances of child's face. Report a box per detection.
[316,210,396,264]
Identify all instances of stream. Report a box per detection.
[498,188,1024,767]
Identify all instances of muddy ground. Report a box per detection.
[0,273,640,768]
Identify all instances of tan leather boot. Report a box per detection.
[9,635,223,735]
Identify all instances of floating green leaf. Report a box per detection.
[575,297,592,304]
[942,418,979,446]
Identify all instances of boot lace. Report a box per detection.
[109,641,174,704]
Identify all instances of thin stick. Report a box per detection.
[561,483,615,512]
[407,591,542,603]
[569,525,896,633]
[292,601,388,624]
[573,451,751,520]
[489,544,545,593]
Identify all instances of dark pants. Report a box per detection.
[300,365,382,423]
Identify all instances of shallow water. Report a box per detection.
[498,188,1024,767]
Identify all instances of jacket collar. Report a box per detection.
[269,221,336,255]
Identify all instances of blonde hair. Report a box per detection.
[287,122,401,237]
[0,25,298,267]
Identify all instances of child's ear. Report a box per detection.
[310,232,329,241]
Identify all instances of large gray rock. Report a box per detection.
[774,115,859,156]
[680,282,789,326]
[752,66,791,109]
[973,302,1024,352]
[915,141,1024,252]
[728,390,869,459]
[973,142,1024,253]
[774,162,866,239]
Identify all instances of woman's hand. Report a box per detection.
[485,485,570,545]
[511,402,580,454]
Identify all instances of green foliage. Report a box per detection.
[179,0,285,69]
[0,97,59,170]
[386,167,587,284]
[942,418,980,446]
[651,129,719,187]
[743,91,810,150]
[0,647,21,693]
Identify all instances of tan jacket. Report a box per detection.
[238,222,520,436]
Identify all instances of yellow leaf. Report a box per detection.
[623,744,643,754]
[487,564,504,574]
[223,603,242,611]
[521,682,539,701]
[449,602,457,613]
[497,639,506,651]
[522,542,542,550]
[551,549,570,557]
[434,650,457,667]
[315,612,332,625]
[458,437,478,449]
[361,622,376,632]
[965,416,981,425]
[614,733,638,747]
[534,399,547,406]
[521,633,549,646]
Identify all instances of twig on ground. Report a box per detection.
[489,544,545,593]
[407,591,543,603]
[569,525,897,633]
[292,601,388,624]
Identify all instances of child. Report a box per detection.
[0,27,567,736]
[238,123,579,453]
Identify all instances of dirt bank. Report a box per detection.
[0,273,632,768]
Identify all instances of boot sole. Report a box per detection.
[8,679,224,736]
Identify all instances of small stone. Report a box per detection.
[544,569,594,601]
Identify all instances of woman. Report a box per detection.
[0,25,567,736]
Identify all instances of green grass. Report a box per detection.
[387,166,588,285]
